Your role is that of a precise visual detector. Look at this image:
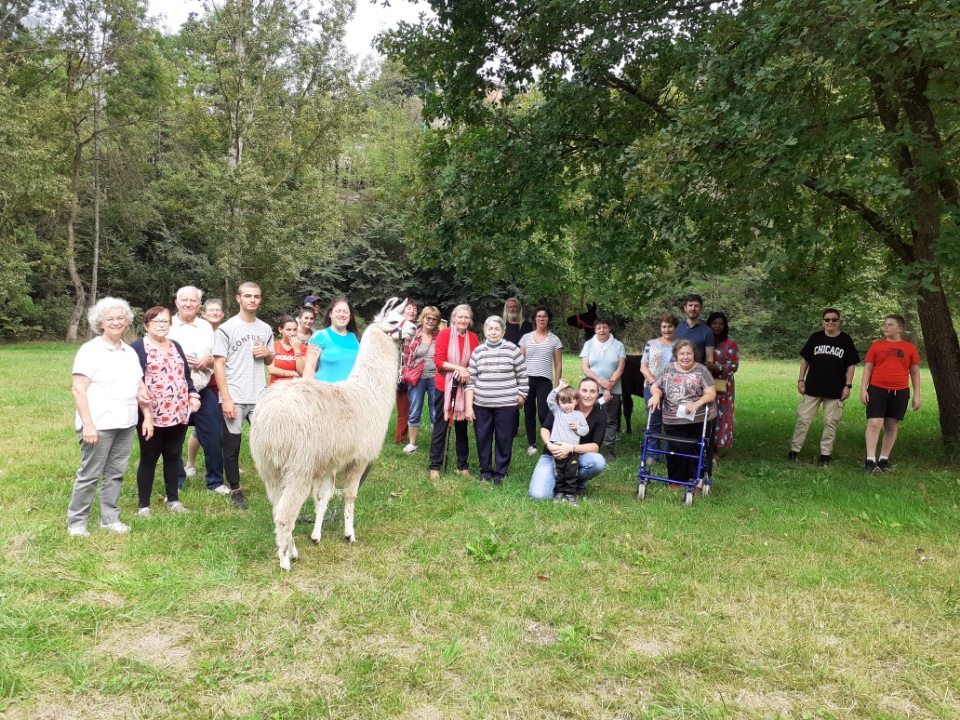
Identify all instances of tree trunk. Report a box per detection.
[915,276,960,441]
[65,126,86,344]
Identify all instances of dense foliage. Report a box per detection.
[383,0,960,438]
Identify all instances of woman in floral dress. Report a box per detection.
[706,312,739,453]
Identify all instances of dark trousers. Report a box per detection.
[137,423,188,507]
[473,405,516,481]
[664,421,713,483]
[524,376,554,446]
[428,393,469,471]
[178,386,224,489]
[554,453,581,496]
[221,417,245,491]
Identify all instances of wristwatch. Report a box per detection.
[844,383,853,388]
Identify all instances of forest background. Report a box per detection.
[1,0,958,438]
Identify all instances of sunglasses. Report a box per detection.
[823,318,840,322]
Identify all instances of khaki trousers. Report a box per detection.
[791,395,844,456]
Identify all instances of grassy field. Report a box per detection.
[1,343,958,720]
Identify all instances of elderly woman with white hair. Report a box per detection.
[68,297,152,536]
[464,316,528,486]
[427,304,479,479]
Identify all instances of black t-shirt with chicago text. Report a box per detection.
[800,330,860,399]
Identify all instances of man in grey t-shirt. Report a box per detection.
[213,281,274,510]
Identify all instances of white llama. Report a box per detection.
[250,298,416,570]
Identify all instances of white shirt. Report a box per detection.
[169,313,215,390]
[72,337,144,431]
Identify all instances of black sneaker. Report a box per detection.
[230,490,248,510]
[553,493,563,504]
[479,476,493,484]
[493,477,503,487]
[877,458,891,472]
[787,451,799,462]
[863,459,877,473]
[565,494,579,507]
[818,455,831,467]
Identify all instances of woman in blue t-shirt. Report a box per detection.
[304,297,361,382]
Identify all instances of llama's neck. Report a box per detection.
[348,325,400,394]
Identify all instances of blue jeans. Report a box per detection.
[644,386,664,450]
[528,452,606,499]
[178,385,224,489]
[407,376,439,427]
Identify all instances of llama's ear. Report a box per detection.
[376,298,398,321]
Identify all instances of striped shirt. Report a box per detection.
[466,341,529,408]
[518,332,563,379]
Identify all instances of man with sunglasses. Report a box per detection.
[788,308,860,466]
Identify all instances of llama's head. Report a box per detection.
[373,298,418,341]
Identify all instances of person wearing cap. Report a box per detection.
[303,296,321,329]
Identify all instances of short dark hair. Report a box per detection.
[593,315,612,329]
[533,306,552,321]
[143,306,170,327]
[822,308,841,319]
[299,306,315,318]
[683,294,703,306]
[885,314,906,329]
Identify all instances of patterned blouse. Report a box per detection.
[142,340,193,427]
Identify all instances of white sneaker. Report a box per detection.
[210,485,231,495]
[166,501,190,514]
[68,525,89,537]
[527,446,538,456]
[184,466,197,478]
[137,507,152,518]
[100,521,130,534]
[403,443,418,453]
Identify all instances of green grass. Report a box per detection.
[1,344,959,719]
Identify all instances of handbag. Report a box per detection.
[401,333,433,386]
[401,362,424,386]
[714,378,727,393]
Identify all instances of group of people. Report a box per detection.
[789,309,921,471]
[66,284,920,536]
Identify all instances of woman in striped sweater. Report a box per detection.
[465,316,529,486]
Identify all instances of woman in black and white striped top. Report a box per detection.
[518,306,563,456]
[465,316,529,486]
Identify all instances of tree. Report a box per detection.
[174,0,356,310]
[384,0,960,440]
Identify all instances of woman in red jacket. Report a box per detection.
[427,304,479,479]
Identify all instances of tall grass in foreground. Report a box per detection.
[0,343,958,720]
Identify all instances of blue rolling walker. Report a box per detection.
[637,412,712,506]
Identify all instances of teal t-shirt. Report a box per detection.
[579,337,627,393]
[310,328,360,382]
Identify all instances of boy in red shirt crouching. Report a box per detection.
[859,314,921,473]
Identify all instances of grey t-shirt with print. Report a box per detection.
[214,316,274,405]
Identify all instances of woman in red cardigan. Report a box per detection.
[427,304,479,479]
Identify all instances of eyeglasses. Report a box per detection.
[150,319,170,326]
[823,318,840,323]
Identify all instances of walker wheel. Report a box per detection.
[701,483,711,497]
[683,490,693,507]
[637,483,646,501]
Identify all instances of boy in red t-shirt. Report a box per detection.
[859,314,921,473]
